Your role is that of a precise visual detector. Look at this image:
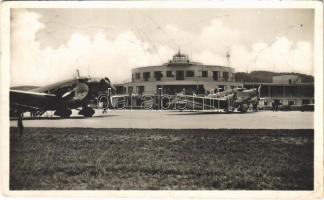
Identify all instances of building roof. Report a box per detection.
[242,82,313,86]
[131,50,234,71]
[164,51,202,66]
[273,74,301,78]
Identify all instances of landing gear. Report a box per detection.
[238,104,249,113]
[54,108,72,118]
[79,106,95,117]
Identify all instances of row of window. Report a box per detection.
[263,99,314,106]
[126,86,144,94]
[125,85,228,95]
[133,70,231,81]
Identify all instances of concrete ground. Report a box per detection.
[10,110,313,129]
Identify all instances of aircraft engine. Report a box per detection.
[61,82,89,101]
[73,82,89,100]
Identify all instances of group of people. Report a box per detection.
[271,100,291,111]
[272,101,280,111]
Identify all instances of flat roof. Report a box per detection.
[242,82,314,86]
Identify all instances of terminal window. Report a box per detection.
[223,72,229,81]
[143,72,150,81]
[138,86,145,94]
[128,86,133,94]
[213,71,219,81]
[202,71,208,77]
[154,71,163,81]
[176,71,185,80]
[288,100,295,106]
[186,70,194,77]
[218,85,225,91]
[302,99,310,105]
[166,71,174,77]
[135,73,140,79]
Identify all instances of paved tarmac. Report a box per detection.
[10,110,313,129]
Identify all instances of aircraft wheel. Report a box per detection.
[62,112,72,118]
[55,109,72,118]
[80,107,95,117]
[239,104,248,113]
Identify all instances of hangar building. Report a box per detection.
[243,75,314,107]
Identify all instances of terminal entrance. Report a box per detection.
[157,85,205,95]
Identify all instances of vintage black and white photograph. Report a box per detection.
[2,1,323,198]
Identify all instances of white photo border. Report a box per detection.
[1,1,323,199]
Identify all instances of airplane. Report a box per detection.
[171,86,261,113]
[10,76,114,118]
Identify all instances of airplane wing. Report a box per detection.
[10,90,59,112]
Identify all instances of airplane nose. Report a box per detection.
[62,82,89,101]
[100,77,115,91]
[105,77,116,90]
[100,78,110,90]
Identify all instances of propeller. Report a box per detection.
[104,77,111,83]
[99,77,113,91]
[62,81,89,101]
[257,85,261,100]
[105,77,116,91]
[61,88,75,99]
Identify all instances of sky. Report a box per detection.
[10,8,314,86]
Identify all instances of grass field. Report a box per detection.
[10,128,313,190]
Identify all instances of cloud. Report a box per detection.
[192,20,313,74]
[199,18,241,49]
[10,10,313,86]
[245,37,313,74]
[11,10,174,86]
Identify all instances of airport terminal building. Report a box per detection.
[243,75,314,107]
[114,52,314,108]
[115,51,238,95]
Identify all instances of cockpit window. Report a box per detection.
[77,77,91,83]
[77,77,104,83]
[90,77,102,82]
